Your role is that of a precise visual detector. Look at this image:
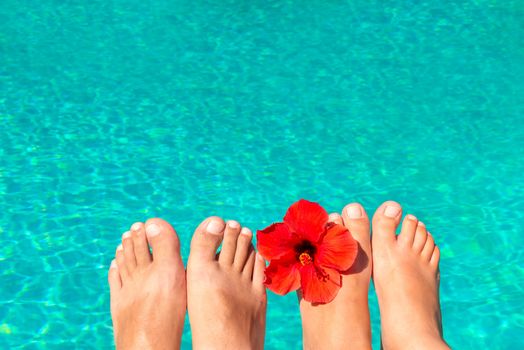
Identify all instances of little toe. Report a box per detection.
[144,218,182,264]
[130,222,152,267]
[122,231,137,272]
[189,217,226,262]
[372,201,402,244]
[252,253,267,293]
[233,227,253,271]
[242,248,256,280]
[218,220,241,266]
[421,232,436,261]
[412,222,428,252]
[398,214,418,247]
[108,259,122,294]
[115,244,129,283]
[430,245,441,269]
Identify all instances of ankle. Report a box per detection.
[384,333,449,350]
[346,338,372,350]
[408,334,449,350]
[304,330,371,350]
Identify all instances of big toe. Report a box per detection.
[144,218,182,265]
[189,216,226,263]
[341,203,371,273]
[372,201,402,247]
[342,203,370,244]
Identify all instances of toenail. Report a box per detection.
[206,219,224,235]
[240,227,252,236]
[117,244,123,251]
[110,259,117,269]
[329,213,341,221]
[227,220,240,229]
[146,224,161,237]
[406,214,416,221]
[384,205,401,218]
[131,223,142,231]
[418,221,425,227]
[347,205,362,218]
[122,231,131,239]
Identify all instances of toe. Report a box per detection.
[130,222,152,267]
[342,203,371,274]
[233,227,253,271]
[219,220,241,266]
[122,231,137,272]
[430,245,441,269]
[342,203,370,244]
[144,218,182,264]
[115,244,129,282]
[398,214,418,247]
[242,248,256,280]
[252,253,266,293]
[372,201,402,242]
[412,222,428,252]
[189,217,226,262]
[421,232,435,261]
[328,213,343,225]
[108,259,122,294]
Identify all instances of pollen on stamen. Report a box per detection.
[299,252,313,266]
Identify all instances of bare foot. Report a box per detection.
[108,219,187,350]
[187,217,266,350]
[300,203,372,350]
[372,201,449,350]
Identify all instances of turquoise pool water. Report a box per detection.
[1,0,523,348]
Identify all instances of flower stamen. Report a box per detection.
[299,252,313,266]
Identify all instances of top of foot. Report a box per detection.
[300,203,372,350]
[372,201,449,350]
[187,217,267,350]
[108,218,186,350]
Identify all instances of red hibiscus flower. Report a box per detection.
[256,199,358,304]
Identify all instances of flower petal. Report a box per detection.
[256,223,298,260]
[264,257,301,295]
[316,223,358,271]
[284,199,328,243]
[299,264,342,304]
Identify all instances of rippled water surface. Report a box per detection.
[1,0,523,348]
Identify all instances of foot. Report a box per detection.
[187,217,267,350]
[108,219,186,350]
[372,201,449,350]
[300,203,372,350]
